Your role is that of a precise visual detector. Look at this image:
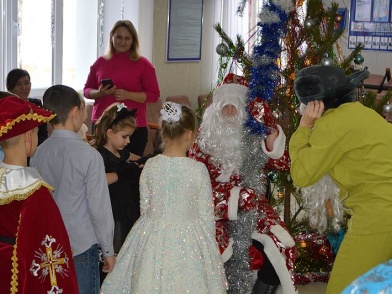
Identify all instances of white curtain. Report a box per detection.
[212,0,257,80]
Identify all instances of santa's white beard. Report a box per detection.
[198,115,244,176]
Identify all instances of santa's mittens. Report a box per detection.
[238,187,257,211]
[270,224,295,247]
[248,97,277,130]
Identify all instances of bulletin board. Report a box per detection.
[166,0,204,62]
[348,0,392,51]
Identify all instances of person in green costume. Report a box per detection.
[289,65,392,294]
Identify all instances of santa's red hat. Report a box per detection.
[222,73,249,87]
[213,73,248,110]
[0,96,55,142]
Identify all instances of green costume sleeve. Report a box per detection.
[289,116,345,187]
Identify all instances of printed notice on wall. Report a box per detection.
[349,0,392,51]
[166,0,204,62]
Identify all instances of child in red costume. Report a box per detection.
[0,96,79,293]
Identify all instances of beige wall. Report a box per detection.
[152,0,217,109]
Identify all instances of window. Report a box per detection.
[1,0,98,96]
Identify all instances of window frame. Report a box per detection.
[0,0,99,97]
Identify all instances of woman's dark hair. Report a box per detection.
[6,69,30,91]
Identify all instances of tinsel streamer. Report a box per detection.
[225,210,259,293]
[121,0,125,20]
[99,0,104,47]
[245,0,293,136]
[51,0,55,48]
[240,129,269,195]
[17,0,22,66]
[224,119,269,293]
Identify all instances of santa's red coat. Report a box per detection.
[189,140,297,293]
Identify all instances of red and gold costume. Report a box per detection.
[0,162,79,293]
[0,96,78,292]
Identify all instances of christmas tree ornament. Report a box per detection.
[334,13,343,23]
[277,190,284,199]
[383,102,392,113]
[216,43,229,56]
[354,54,364,65]
[272,109,283,120]
[321,54,333,66]
[304,18,316,29]
[268,171,280,183]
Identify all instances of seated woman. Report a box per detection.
[6,69,48,145]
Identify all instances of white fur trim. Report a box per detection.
[216,169,233,182]
[251,232,297,294]
[221,237,234,263]
[213,84,248,107]
[228,186,241,220]
[270,225,295,247]
[261,124,286,159]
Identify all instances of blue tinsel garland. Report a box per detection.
[245,1,291,136]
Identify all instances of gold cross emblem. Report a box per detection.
[30,235,69,290]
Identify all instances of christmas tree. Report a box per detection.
[201,0,392,285]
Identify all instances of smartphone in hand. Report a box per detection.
[101,78,114,89]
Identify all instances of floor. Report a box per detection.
[297,283,327,294]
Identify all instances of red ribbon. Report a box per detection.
[249,245,265,270]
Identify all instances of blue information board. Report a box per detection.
[348,0,392,51]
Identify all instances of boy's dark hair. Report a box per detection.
[43,85,81,125]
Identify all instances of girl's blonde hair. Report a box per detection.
[91,103,136,148]
[105,20,141,61]
[160,104,197,144]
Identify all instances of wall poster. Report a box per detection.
[349,0,392,51]
[166,0,204,62]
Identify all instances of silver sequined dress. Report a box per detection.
[101,154,227,294]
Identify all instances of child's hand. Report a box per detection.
[128,153,141,162]
[299,100,324,128]
[102,255,116,273]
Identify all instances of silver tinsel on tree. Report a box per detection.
[225,132,269,293]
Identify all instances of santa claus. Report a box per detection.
[189,75,297,294]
